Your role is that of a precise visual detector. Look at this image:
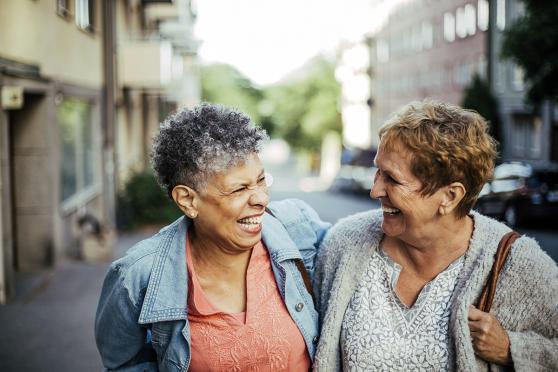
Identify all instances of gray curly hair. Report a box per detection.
[151,103,268,197]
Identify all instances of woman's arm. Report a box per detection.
[467,237,558,371]
[95,264,158,371]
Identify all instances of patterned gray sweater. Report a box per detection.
[313,210,558,371]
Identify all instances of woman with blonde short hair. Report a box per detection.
[314,100,558,371]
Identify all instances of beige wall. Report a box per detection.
[0,0,103,88]
[115,0,144,41]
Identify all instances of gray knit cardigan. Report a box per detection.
[313,210,558,371]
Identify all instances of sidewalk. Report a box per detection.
[0,229,156,372]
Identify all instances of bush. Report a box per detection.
[117,170,182,230]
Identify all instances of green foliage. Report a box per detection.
[200,57,342,155]
[117,170,182,230]
[462,74,502,145]
[201,63,270,134]
[264,56,342,153]
[501,0,558,104]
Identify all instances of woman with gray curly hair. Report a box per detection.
[313,100,558,371]
[95,103,330,371]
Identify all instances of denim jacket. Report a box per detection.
[95,199,330,371]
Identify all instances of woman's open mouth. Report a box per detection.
[237,215,262,233]
[382,206,401,215]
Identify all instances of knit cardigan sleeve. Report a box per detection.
[500,236,558,371]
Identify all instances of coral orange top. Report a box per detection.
[186,237,311,372]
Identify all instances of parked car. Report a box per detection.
[329,165,377,195]
[475,162,558,227]
[330,148,377,195]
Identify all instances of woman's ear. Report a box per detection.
[171,185,198,218]
[439,182,466,215]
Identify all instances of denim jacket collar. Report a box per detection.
[138,212,302,325]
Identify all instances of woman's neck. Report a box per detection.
[386,215,474,280]
[188,229,253,281]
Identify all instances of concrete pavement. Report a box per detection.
[0,230,156,372]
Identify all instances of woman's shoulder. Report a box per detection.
[268,198,317,222]
[472,211,557,279]
[508,234,557,278]
[320,209,383,257]
[328,209,383,240]
[108,218,184,292]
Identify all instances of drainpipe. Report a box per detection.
[102,0,117,228]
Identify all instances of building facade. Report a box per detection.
[368,0,489,145]
[489,0,558,166]
[0,0,199,303]
[360,0,557,165]
[114,0,200,184]
[0,0,113,302]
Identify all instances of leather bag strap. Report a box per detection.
[477,231,521,312]
[295,259,316,306]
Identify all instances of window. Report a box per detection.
[495,61,506,93]
[478,0,489,31]
[456,7,467,39]
[497,0,506,30]
[412,25,422,52]
[444,12,455,42]
[58,98,96,201]
[57,0,71,17]
[422,21,433,49]
[76,0,94,31]
[465,4,476,36]
[513,1,525,19]
[512,115,542,159]
[376,39,389,63]
[512,64,525,91]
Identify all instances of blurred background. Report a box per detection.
[0,0,557,370]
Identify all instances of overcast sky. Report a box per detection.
[194,0,380,86]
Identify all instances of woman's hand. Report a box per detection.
[467,305,512,366]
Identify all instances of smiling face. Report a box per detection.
[191,153,269,253]
[370,140,445,241]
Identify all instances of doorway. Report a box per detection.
[8,93,54,271]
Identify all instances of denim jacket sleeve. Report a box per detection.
[95,262,157,371]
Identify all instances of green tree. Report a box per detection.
[501,0,558,104]
[201,63,271,133]
[462,74,502,145]
[264,56,341,153]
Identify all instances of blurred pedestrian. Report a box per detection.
[95,103,329,371]
[313,100,558,371]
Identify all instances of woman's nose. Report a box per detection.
[249,186,269,207]
[370,174,384,200]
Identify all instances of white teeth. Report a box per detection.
[382,206,401,214]
[238,216,262,224]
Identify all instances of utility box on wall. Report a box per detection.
[1,86,24,110]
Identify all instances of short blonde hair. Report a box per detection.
[378,100,498,218]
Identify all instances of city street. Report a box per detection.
[0,175,556,371]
